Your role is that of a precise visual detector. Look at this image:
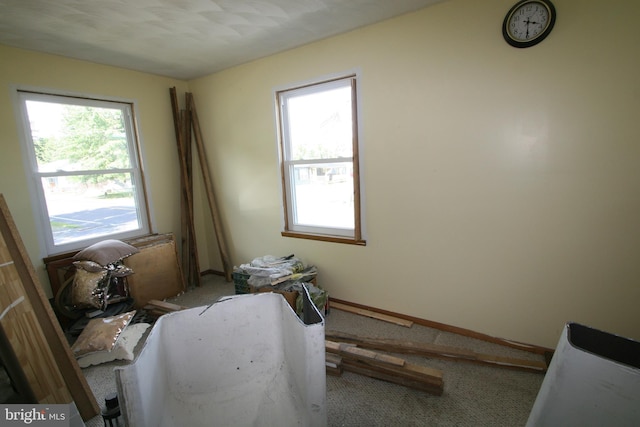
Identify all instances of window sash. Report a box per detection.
[284,158,354,237]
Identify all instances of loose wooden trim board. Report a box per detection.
[330,301,413,327]
[330,297,553,355]
[326,330,547,373]
[326,340,405,368]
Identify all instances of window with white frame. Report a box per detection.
[16,90,151,255]
[276,75,365,245]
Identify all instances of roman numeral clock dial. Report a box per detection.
[503,0,556,48]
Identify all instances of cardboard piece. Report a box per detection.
[257,287,298,312]
[124,235,185,308]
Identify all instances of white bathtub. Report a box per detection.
[115,289,326,427]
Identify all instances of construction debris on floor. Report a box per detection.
[326,302,548,397]
[40,234,188,372]
[326,330,547,373]
[232,254,328,315]
[47,234,184,325]
[326,339,444,396]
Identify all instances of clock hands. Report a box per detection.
[523,16,543,39]
[524,17,532,38]
[526,17,534,38]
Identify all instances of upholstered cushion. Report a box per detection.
[77,323,150,368]
[71,268,108,309]
[73,239,139,266]
[71,311,136,358]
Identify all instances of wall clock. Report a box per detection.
[503,0,556,48]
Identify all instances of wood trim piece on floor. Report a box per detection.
[329,297,554,356]
[197,272,554,358]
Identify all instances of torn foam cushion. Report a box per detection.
[77,323,150,367]
[71,311,136,358]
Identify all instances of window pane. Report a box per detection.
[42,172,140,246]
[287,85,353,161]
[26,100,131,172]
[292,163,354,229]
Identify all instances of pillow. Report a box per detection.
[73,239,139,267]
[71,268,108,309]
[71,311,136,358]
[77,323,150,368]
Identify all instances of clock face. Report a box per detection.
[503,0,556,48]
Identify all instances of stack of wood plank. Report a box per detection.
[325,340,444,396]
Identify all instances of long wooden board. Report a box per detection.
[170,87,201,288]
[330,297,554,356]
[330,301,414,327]
[326,340,405,368]
[326,330,547,373]
[188,93,233,282]
[342,360,444,396]
[0,194,99,419]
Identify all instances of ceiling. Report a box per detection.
[0,0,445,80]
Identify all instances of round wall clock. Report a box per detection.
[503,0,556,48]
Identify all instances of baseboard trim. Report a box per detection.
[201,269,225,277]
[329,297,553,355]
[196,272,553,356]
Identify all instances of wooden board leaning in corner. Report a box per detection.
[0,193,99,420]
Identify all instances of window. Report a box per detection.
[16,90,151,255]
[276,75,365,245]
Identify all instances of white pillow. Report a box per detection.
[77,323,150,368]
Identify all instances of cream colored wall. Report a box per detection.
[189,0,640,348]
[1,0,638,347]
[0,45,188,297]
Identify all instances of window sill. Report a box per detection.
[281,231,366,246]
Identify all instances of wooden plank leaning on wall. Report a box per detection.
[0,194,99,420]
[169,87,234,284]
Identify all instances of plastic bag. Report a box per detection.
[240,254,309,287]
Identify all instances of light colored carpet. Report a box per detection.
[82,274,544,426]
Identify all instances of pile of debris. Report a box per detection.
[237,254,316,287]
[233,254,328,315]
